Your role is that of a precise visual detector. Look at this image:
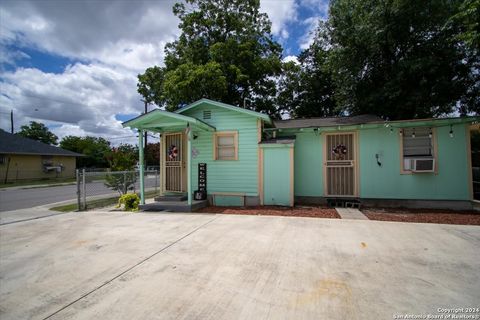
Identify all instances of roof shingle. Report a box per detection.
[0,130,83,157]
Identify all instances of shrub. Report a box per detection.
[117,193,140,212]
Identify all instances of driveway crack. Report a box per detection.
[41,215,219,320]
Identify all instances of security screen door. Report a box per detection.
[164,132,185,192]
[325,132,357,196]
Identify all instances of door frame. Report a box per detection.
[161,131,187,193]
[323,131,359,197]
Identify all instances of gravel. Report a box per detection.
[198,205,340,219]
[363,208,480,225]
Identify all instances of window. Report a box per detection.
[214,132,238,160]
[401,127,435,172]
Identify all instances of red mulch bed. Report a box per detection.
[363,208,480,225]
[197,205,340,219]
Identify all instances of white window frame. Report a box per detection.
[213,131,238,161]
[400,127,437,174]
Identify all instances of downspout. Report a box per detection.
[138,129,145,205]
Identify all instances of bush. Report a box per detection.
[117,193,140,212]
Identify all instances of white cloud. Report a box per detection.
[0,0,179,71]
[282,55,299,64]
[298,16,320,50]
[0,63,141,144]
[0,0,180,144]
[260,0,298,40]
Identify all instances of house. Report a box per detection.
[123,98,479,210]
[0,130,83,183]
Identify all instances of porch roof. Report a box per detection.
[122,109,215,132]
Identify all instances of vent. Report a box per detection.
[203,110,211,120]
[405,158,435,172]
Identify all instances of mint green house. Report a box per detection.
[123,99,478,211]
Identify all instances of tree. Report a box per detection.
[18,121,58,145]
[145,142,160,167]
[137,0,283,116]
[326,0,476,119]
[277,22,339,118]
[104,144,138,195]
[60,136,111,168]
[137,66,165,107]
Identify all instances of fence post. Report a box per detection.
[82,168,86,210]
[76,169,81,211]
[155,170,159,194]
[123,172,127,194]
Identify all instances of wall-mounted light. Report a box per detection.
[313,128,319,136]
[375,153,382,167]
[390,128,393,134]
[449,125,454,138]
[399,129,403,136]
[428,128,432,139]
[412,128,416,138]
[193,134,198,140]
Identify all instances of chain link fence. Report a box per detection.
[76,169,159,211]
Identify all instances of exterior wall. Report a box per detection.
[182,103,259,197]
[292,132,324,197]
[0,154,76,182]
[261,145,294,206]
[283,123,470,202]
[359,123,470,200]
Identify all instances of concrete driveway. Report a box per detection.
[1,212,479,320]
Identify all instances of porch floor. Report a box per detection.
[139,200,208,212]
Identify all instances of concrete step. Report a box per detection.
[154,194,188,202]
[140,200,208,212]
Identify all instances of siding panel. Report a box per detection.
[183,103,259,196]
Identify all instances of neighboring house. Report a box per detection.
[123,99,479,210]
[0,130,83,182]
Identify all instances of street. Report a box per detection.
[0,177,158,212]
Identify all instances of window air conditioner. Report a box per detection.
[411,158,435,172]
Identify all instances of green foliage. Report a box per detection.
[326,0,476,119]
[277,22,339,118]
[105,144,138,171]
[18,121,58,145]
[278,0,479,119]
[137,0,283,116]
[104,144,138,195]
[450,0,480,51]
[137,66,165,106]
[60,136,111,168]
[145,142,160,166]
[117,193,140,212]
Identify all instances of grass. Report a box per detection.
[49,190,159,212]
[0,178,76,189]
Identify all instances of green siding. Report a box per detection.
[359,124,470,200]
[263,147,292,206]
[214,195,244,206]
[183,103,259,196]
[292,132,324,196]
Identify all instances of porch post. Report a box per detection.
[138,129,145,205]
[187,128,192,205]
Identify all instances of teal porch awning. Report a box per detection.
[122,109,215,132]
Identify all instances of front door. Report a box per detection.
[324,132,357,197]
[164,132,186,192]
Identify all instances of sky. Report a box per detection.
[0,0,329,145]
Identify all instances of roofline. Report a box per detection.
[175,98,272,124]
[0,151,84,157]
[122,109,216,132]
[269,116,480,130]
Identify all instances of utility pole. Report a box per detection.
[10,110,13,133]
